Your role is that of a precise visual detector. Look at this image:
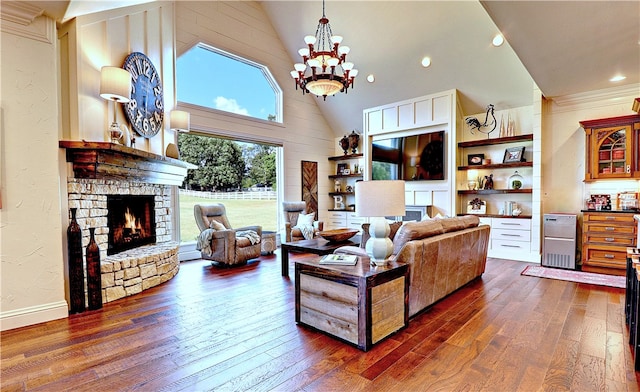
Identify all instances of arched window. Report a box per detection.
[176,43,281,122]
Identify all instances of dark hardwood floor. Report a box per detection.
[2,251,639,391]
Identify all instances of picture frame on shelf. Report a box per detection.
[466,198,486,214]
[337,163,348,175]
[467,153,485,166]
[503,146,525,163]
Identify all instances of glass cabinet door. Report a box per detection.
[593,125,632,178]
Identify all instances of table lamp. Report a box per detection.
[170,110,191,132]
[355,180,406,265]
[100,66,131,143]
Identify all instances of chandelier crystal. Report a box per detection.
[290,0,358,100]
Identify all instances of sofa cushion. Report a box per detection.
[439,215,480,233]
[392,220,445,254]
[360,221,403,248]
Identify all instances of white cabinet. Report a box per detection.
[326,211,367,232]
[480,217,535,262]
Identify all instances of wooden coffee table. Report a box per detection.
[280,236,360,276]
[294,256,409,351]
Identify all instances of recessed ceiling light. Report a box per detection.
[492,34,504,47]
[367,74,375,83]
[610,75,626,82]
[421,57,431,68]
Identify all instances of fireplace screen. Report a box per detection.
[107,195,156,255]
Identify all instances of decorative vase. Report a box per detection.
[86,227,102,310]
[339,135,349,155]
[67,208,85,314]
[348,130,360,154]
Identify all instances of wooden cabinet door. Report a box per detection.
[589,125,632,180]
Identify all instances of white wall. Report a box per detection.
[0,16,68,330]
[542,84,640,214]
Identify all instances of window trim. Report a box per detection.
[177,42,283,123]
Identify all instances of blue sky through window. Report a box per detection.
[177,44,278,121]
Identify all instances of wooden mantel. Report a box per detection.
[59,141,197,186]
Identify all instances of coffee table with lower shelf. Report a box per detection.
[280,235,360,276]
[294,255,409,351]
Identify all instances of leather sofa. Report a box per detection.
[337,215,490,317]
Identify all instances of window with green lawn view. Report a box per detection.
[177,133,278,243]
[176,43,281,244]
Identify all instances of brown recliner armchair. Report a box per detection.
[283,201,324,242]
[194,203,262,266]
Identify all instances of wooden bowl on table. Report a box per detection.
[318,228,358,243]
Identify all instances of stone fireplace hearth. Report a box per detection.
[67,178,179,303]
[60,141,196,304]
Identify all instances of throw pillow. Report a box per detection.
[296,212,315,227]
[209,220,226,231]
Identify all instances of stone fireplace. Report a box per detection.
[67,178,179,302]
[60,141,196,304]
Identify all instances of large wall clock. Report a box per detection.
[122,52,164,138]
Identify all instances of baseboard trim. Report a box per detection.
[1,300,68,331]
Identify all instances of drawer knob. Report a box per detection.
[605,227,615,231]
[605,216,615,220]
[604,254,615,259]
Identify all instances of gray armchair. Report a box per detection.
[194,203,262,266]
[282,201,324,242]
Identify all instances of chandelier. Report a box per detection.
[290,0,358,100]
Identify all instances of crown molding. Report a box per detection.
[549,84,640,112]
[0,1,44,25]
[0,2,54,44]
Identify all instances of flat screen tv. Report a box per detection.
[371,130,445,181]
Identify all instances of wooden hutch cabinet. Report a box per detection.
[579,114,640,276]
[580,114,640,181]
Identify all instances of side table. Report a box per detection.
[261,231,277,255]
[294,256,409,351]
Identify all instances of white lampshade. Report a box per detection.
[100,66,131,103]
[306,79,343,97]
[355,180,406,265]
[170,110,190,132]
[355,180,406,218]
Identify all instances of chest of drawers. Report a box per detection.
[582,211,637,276]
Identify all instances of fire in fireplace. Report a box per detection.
[107,195,156,255]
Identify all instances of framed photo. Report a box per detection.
[337,163,348,175]
[503,147,525,163]
[467,153,485,166]
[466,198,486,214]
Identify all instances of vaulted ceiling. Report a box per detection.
[21,1,640,136]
